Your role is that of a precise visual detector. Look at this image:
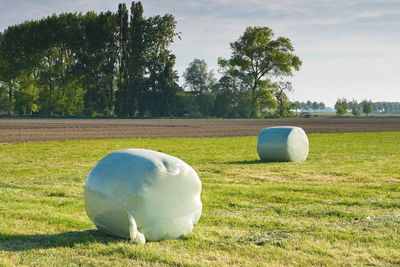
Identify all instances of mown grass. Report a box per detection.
[0,132,399,266]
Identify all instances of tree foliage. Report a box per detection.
[183,59,216,116]
[294,101,326,112]
[350,99,360,116]
[218,26,301,117]
[0,7,307,118]
[373,102,400,114]
[335,98,347,116]
[0,2,180,117]
[362,100,373,116]
[273,81,294,118]
[332,98,399,116]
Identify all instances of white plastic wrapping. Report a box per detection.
[257,126,309,162]
[84,149,202,243]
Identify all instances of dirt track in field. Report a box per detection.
[0,117,399,143]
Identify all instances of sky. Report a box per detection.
[0,0,399,107]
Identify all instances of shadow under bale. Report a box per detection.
[0,230,121,251]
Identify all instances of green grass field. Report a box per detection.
[0,132,399,266]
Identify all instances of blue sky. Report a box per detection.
[0,0,399,107]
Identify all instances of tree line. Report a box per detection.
[334,99,400,116]
[0,2,182,117]
[0,2,302,118]
[293,101,326,112]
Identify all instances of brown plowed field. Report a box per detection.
[1,117,399,143]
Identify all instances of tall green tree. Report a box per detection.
[311,101,319,112]
[350,99,360,116]
[218,26,301,117]
[141,13,178,117]
[362,100,373,116]
[125,1,146,116]
[335,98,347,116]
[273,81,294,118]
[213,76,239,118]
[78,11,118,116]
[183,59,216,116]
[213,73,254,118]
[152,54,181,116]
[115,3,129,116]
[306,100,312,111]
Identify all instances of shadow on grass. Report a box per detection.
[223,160,267,165]
[0,229,122,251]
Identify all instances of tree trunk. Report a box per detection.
[250,81,258,117]
[7,82,13,115]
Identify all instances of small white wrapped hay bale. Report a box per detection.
[84,149,202,244]
[257,126,309,162]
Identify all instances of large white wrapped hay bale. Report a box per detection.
[257,126,309,162]
[84,149,202,244]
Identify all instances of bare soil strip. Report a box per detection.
[1,117,399,143]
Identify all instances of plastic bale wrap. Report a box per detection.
[84,149,202,244]
[257,126,309,162]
